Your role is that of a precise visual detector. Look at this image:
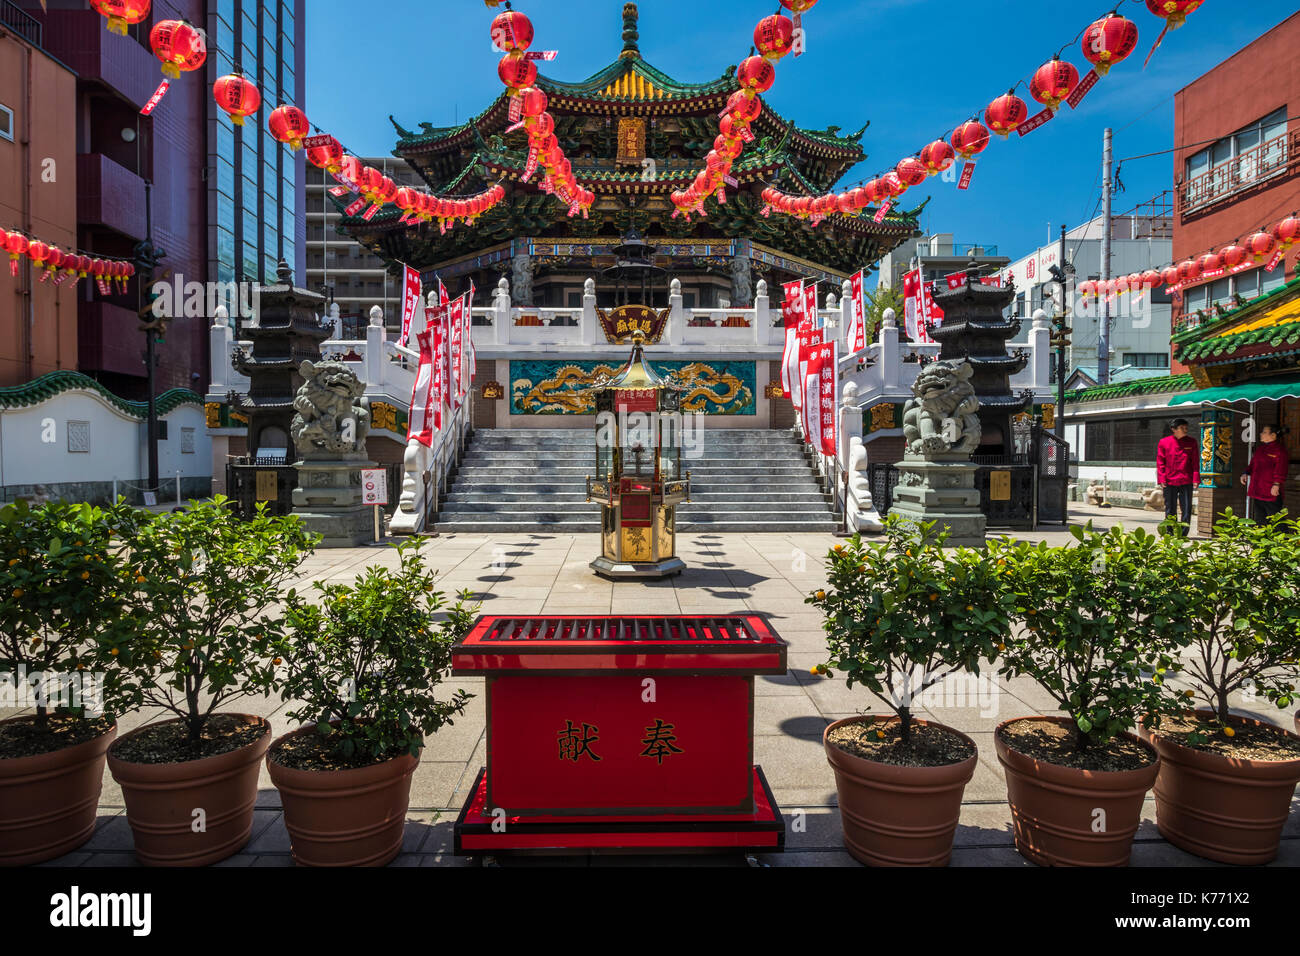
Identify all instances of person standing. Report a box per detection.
[1156,419,1200,530]
[1242,424,1291,521]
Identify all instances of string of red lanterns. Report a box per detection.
[1075,214,1299,302]
[670,5,812,221]
[492,8,594,218]
[0,227,136,293]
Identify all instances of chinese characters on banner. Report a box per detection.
[848,270,866,354]
[407,330,438,447]
[427,303,448,422]
[810,341,838,456]
[450,296,464,409]
[781,280,804,399]
[803,282,819,332]
[467,282,477,380]
[797,315,824,443]
[906,269,953,344]
[399,265,422,348]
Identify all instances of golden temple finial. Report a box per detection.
[621,3,640,59]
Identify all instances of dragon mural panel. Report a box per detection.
[510,360,756,416]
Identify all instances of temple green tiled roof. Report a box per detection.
[1171,275,1300,347]
[1064,373,1197,404]
[0,372,202,419]
[1177,319,1300,362]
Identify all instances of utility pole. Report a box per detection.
[1099,127,1113,385]
[134,181,168,496]
[1056,224,1068,435]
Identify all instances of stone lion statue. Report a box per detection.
[902,360,981,458]
[291,361,370,460]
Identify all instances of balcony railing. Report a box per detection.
[1180,131,1297,215]
[1,0,41,46]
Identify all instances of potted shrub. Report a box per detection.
[1141,512,1300,865]
[0,500,136,865]
[993,524,1186,866]
[809,518,1013,866]
[266,541,474,866]
[105,499,316,866]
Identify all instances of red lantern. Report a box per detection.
[26,240,49,268]
[529,112,556,138]
[1077,280,1097,298]
[395,188,421,215]
[1141,269,1162,289]
[43,246,65,282]
[1161,265,1181,287]
[951,120,990,160]
[4,231,28,277]
[715,136,742,160]
[779,0,817,11]
[1246,231,1277,263]
[1197,252,1222,277]
[90,0,150,36]
[1030,57,1079,111]
[1274,216,1300,249]
[213,73,261,126]
[737,56,777,94]
[268,105,310,151]
[881,172,906,198]
[1176,258,1201,284]
[491,10,533,53]
[1145,0,1201,30]
[754,15,794,61]
[307,137,344,173]
[895,157,927,187]
[849,187,869,210]
[340,155,363,186]
[862,179,882,204]
[1219,244,1247,271]
[498,54,537,91]
[519,87,548,118]
[726,90,763,124]
[920,140,955,176]
[1127,273,1145,293]
[1081,14,1139,76]
[985,91,1028,137]
[150,19,206,79]
[814,195,838,217]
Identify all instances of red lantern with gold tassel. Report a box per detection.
[1030,57,1079,111]
[26,240,49,275]
[90,0,150,36]
[1219,243,1247,272]
[4,231,28,277]
[737,56,777,94]
[1246,231,1277,263]
[1160,265,1181,288]
[491,9,533,52]
[920,140,955,176]
[307,137,344,174]
[754,15,794,61]
[1082,14,1139,76]
[1145,0,1202,30]
[895,157,927,187]
[268,105,310,151]
[985,91,1028,137]
[498,54,537,91]
[1274,216,1300,250]
[726,90,763,124]
[150,19,206,80]
[951,120,990,160]
[213,73,261,126]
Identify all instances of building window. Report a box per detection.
[0,104,12,142]
[1183,107,1289,211]
[1127,352,1170,369]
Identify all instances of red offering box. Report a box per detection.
[451,615,788,830]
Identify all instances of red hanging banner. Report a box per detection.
[450,295,465,409]
[816,341,838,457]
[408,330,438,448]
[1017,108,1055,137]
[399,265,422,348]
[873,201,893,223]
[140,81,170,116]
[849,270,866,353]
[958,162,976,191]
[1067,69,1099,110]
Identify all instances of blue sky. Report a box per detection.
[305,1,1297,261]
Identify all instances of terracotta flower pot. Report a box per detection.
[1143,710,1300,866]
[266,723,420,867]
[996,716,1158,867]
[107,715,271,867]
[0,717,117,866]
[823,715,977,866]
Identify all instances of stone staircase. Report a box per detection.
[433,428,838,534]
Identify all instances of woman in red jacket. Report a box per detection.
[1241,424,1291,521]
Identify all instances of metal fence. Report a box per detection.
[1180,131,1297,216]
[1,0,42,47]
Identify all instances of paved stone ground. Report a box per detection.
[10,503,1298,867]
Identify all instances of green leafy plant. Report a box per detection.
[0,500,138,725]
[994,523,1188,752]
[110,498,317,748]
[273,540,476,763]
[865,285,904,343]
[1161,511,1300,724]
[808,517,1013,746]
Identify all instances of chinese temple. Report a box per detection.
[340,3,921,309]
